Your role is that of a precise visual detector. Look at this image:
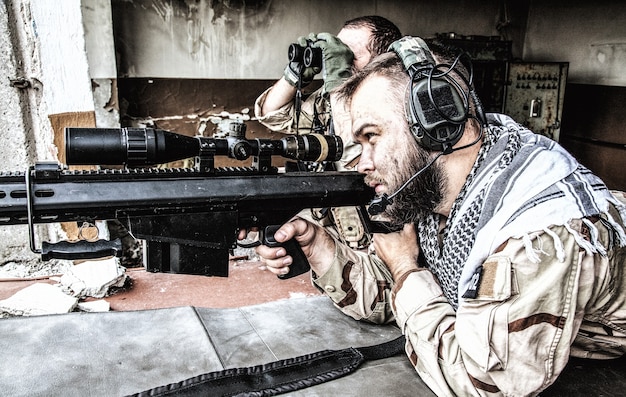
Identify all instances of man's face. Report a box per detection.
[352,75,445,224]
[337,27,373,70]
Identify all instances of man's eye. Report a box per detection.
[365,133,377,142]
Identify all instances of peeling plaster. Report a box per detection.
[113,0,277,78]
[589,42,626,86]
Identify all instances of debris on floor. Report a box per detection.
[0,283,77,316]
[77,299,111,312]
[0,256,71,279]
[0,257,128,317]
[60,258,128,299]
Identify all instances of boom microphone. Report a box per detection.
[368,152,444,216]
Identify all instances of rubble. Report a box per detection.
[77,300,111,312]
[0,283,77,316]
[0,257,128,317]
[59,258,128,298]
[0,256,72,279]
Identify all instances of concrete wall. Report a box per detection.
[82,0,120,128]
[519,0,626,190]
[0,0,118,270]
[523,0,626,86]
[112,0,523,79]
[0,0,41,267]
[0,0,118,168]
[112,0,529,145]
[112,0,626,86]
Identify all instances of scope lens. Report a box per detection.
[66,128,129,165]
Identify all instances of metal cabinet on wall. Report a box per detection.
[504,62,569,141]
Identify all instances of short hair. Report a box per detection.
[337,52,408,114]
[342,16,402,56]
[337,41,479,126]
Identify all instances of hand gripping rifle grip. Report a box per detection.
[263,225,311,279]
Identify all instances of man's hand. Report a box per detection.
[255,218,336,277]
[313,33,354,94]
[373,223,420,281]
[283,33,322,87]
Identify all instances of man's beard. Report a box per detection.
[384,148,445,228]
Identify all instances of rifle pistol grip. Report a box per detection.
[263,225,311,280]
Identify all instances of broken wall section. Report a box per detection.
[0,0,120,274]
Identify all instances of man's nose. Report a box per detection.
[356,147,374,174]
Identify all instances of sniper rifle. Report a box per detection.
[0,123,377,278]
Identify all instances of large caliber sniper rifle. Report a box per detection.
[0,125,375,278]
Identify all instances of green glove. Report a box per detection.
[313,32,354,94]
[283,33,321,87]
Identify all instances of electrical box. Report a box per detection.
[504,62,568,141]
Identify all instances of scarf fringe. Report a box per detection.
[583,218,607,256]
[521,234,542,263]
[543,227,566,262]
[515,216,622,265]
[564,223,599,257]
[605,197,626,247]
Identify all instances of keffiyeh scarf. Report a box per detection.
[417,113,626,309]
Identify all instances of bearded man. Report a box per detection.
[255,37,626,396]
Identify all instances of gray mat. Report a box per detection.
[0,296,431,397]
[1,295,625,396]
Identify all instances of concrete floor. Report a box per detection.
[109,260,322,310]
[0,259,322,311]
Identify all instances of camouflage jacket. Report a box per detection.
[311,203,626,396]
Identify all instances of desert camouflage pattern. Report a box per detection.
[312,207,626,396]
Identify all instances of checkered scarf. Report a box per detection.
[417,113,626,309]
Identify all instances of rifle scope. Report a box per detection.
[65,127,343,166]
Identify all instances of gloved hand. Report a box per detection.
[283,33,322,87]
[313,32,354,94]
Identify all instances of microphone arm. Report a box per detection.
[368,151,445,215]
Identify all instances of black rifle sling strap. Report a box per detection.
[128,335,406,397]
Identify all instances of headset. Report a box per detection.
[367,36,486,215]
[389,36,485,153]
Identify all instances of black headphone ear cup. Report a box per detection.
[391,36,475,152]
[408,77,468,151]
[411,78,466,128]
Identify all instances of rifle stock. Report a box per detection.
[0,126,377,277]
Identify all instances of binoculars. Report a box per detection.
[288,41,322,69]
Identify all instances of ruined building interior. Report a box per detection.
[0,1,625,396]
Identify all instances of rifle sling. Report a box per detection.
[128,335,405,397]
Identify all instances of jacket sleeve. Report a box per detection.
[312,237,396,324]
[254,87,319,134]
[254,87,362,170]
[394,224,595,397]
